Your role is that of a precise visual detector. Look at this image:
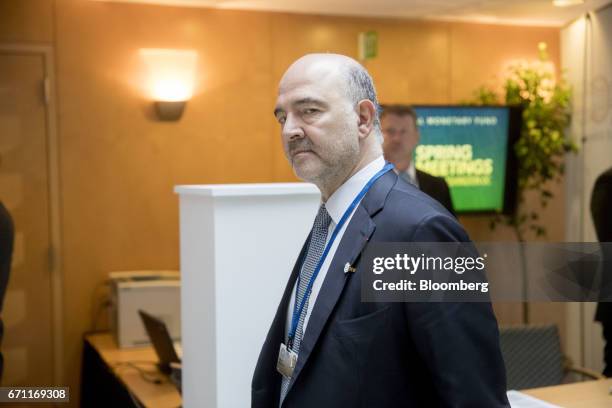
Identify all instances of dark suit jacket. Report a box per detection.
[592,168,612,322]
[0,201,14,381]
[416,169,455,216]
[252,170,509,408]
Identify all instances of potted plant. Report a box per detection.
[471,43,577,322]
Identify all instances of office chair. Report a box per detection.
[499,324,604,390]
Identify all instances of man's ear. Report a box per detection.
[356,99,376,139]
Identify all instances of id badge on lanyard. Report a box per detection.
[275,162,393,379]
[276,343,298,378]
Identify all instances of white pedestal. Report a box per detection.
[175,183,320,407]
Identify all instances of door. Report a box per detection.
[0,51,55,386]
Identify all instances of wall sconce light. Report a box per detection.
[140,48,198,121]
[155,100,186,121]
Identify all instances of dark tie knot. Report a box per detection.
[315,204,332,231]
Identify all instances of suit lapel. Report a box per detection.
[252,233,311,404]
[271,232,311,346]
[286,170,397,393]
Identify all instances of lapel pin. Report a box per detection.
[344,262,356,274]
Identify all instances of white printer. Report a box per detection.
[109,270,181,348]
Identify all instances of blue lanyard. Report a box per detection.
[288,162,394,348]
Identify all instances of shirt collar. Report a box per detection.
[324,155,386,225]
[406,160,416,182]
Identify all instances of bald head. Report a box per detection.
[280,54,381,129]
[274,53,383,200]
[282,53,354,77]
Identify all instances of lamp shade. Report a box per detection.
[140,48,198,121]
[155,101,186,121]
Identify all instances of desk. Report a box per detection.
[524,378,612,407]
[81,333,181,408]
[80,334,610,408]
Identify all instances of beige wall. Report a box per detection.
[1,0,564,402]
[0,0,54,44]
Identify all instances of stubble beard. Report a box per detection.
[294,130,360,198]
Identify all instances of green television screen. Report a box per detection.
[413,106,519,214]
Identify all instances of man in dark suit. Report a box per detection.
[381,104,455,215]
[0,201,13,381]
[253,53,508,407]
[591,167,612,377]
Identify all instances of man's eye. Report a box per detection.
[303,108,318,115]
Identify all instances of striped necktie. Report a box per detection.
[279,204,332,405]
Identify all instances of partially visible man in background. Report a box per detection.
[381,104,455,215]
[0,199,13,382]
[591,166,612,377]
[0,154,14,382]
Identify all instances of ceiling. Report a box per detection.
[92,0,612,26]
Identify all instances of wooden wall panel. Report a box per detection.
[365,19,450,105]
[0,0,54,44]
[54,1,275,401]
[449,22,561,102]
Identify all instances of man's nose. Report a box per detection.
[282,114,305,141]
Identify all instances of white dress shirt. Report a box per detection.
[402,160,419,188]
[285,155,386,341]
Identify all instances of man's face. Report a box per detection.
[274,63,360,186]
[381,113,419,165]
